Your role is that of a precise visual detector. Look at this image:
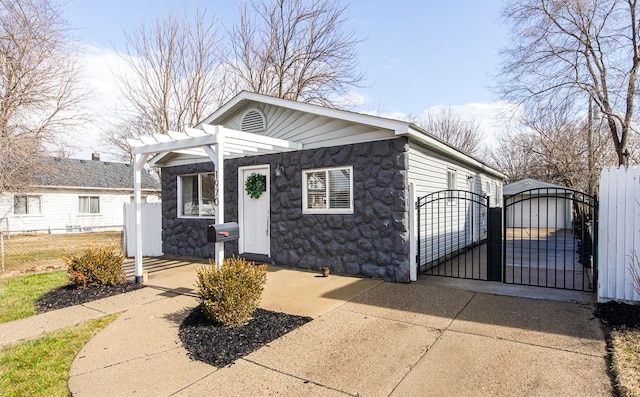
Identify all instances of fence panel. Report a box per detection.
[598,167,640,302]
[123,203,163,257]
[0,227,123,276]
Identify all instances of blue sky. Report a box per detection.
[63,0,511,159]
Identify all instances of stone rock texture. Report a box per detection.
[162,137,410,282]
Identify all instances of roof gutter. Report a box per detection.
[401,126,506,180]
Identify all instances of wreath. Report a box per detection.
[245,173,267,199]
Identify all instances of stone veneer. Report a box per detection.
[161,136,410,282]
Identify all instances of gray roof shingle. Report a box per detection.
[503,178,570,195]
[25,157,160,191]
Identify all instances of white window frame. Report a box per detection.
[78,196,100,214]
[13,194,42,215]
[178,172,216,218]
[302,166,354,214]
[447,169,457,204]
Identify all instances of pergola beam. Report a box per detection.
[129,125,303,283]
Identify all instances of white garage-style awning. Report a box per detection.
[128,125,303,283]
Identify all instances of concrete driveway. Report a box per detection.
[68,261,612,396]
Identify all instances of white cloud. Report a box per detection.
[63,45,133,161]
[360,101,522,148]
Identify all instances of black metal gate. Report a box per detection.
[417,190,490,280]
[503,188,597,292]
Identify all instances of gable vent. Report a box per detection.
[241,108,266,133]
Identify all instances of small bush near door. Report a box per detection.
[64,244,125,288]
[196,257,267,327]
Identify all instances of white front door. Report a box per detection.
[239,165,270,256]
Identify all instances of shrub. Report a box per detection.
[196,256,267,327]
[64,244,125,288]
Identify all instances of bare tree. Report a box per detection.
[110,5,230,142]
[0,0,86,193]
[491,108,615,193]
[498,0,640,166]
[228,0,364,107]
[412,108,483,156]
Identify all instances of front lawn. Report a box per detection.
[0,271,69,323]
[0,314,116,397]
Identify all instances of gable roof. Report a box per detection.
[199,91,412,134]
[196,91,505,180]
[503,178,571,195]
[18,157,160,191]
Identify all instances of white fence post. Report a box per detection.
[598,166,640,302]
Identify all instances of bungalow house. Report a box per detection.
[131,91,504,283]
[0,154,161,233]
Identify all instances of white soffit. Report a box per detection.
[128,125,303,166]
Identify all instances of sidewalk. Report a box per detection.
[1,263,613,396]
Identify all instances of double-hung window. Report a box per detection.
[179,173,215,217]
[303,166,353,214]
[79,196,100,214]
[446,169,457,204]
[14,195,42,215]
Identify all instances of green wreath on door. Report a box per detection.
[245,173,266,199]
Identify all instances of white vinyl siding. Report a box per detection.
[224,103,395,149]
[13,195,42,215]
[0,189,160,233]
[178,173,215,218]
[303,166,353,214]
[408,141,503,266]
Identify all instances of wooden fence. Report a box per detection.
[598,166,640,302]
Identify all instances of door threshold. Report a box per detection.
[239,253,272,264]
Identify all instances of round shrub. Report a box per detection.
[196,256,267,327]
[64,244,125,288]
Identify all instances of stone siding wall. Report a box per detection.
[161,137,410,282]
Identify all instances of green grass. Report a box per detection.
[0,271,69,323]
[0,314,117,397]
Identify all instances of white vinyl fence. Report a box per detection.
[123,203,163,257]
[598,166,640,302]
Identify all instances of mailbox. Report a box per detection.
[207,222,239,243]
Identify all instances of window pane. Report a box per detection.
[27,196,41,214]
[90,197,99,213]
[306,172,327,209]
[14,196,26,214]
[329,169,350,209]
[200,173,215,216]
[79,196,89,213]
[181,175,198,216]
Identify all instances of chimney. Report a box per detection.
[91,152,100,161]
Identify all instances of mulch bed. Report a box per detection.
[594,301,640,330]
[35,282,145,313]
[34,281,312,369]
[178,306,312,368]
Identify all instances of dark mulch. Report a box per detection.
[35,282,145,313]
[594,301,640,330]
[179,306,312,368]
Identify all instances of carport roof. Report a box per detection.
[503,178,571,195]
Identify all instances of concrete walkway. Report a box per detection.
[1,262,613,396]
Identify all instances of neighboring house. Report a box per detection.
[503,178,573,229]
[138,91,504,283]
[0,154,161,233]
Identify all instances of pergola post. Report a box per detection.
[133,152,150,283]
[128,125,301,276]
[203,128,225,269]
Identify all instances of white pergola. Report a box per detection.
[129,124,303,283]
